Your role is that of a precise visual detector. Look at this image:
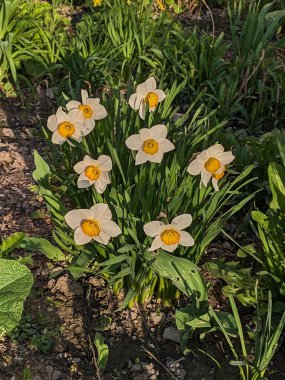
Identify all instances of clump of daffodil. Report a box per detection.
[66,89,107,133]
[93,0,102,7]
[47,107,84,145]
[65,204,121,245]
[144,214,194,253]
[187,144,235,191]
[128,77,166,120]
[74,154,112,194]
[125,124,174,165]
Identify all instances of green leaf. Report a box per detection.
[33,150,50,188]
[148,251,207,302]
[268,163,285,211]
[0,232,26,256]
[0,259,34,335]
[20,237,66,261]
[94,332,109,370]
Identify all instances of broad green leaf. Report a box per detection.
[0,232,26,256]
[33,150,50,188]
[94,333,109,370]
[268,163,285,211]
[20,237,66,261]
[0,259,33,335]
[148,251,207,302]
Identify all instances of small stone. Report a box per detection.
[117,326,124,334]
[148,376,158,380]
[163,327,180,343]
[177,368,187,378]
[133,375,147,380]
[131,364,141,372]
[223,241,231,250]
[52,370,62,380]
[150,312,165,325]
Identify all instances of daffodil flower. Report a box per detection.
[66,89,107,133]
[65,204,121,245]
[93,0,102,7]
[125,124,174,165]
[187,144,235,191]
[128,77,166,120]
[144,214,194,253]
[47,107,84,145]
[74,155,112,194]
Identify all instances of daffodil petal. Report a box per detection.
[206,144,224,156]
[100,220,121,237]
[161,243,178,252]
[93,103,107,120]
[94,232,110,245]
[171,214,192,230]
[149,235,163,251]
[143,221,164,237]
[216,151,235,165]
[74,161,86,174]
[179,231,194,247]
[155,89,166,102]
[136,82,148,97]
[94,177,107,194]
[56,107,68,124]
[98,155,112,171]
[148,151,164,163]
[81,89,89,104]
[201,169,212,187]
[52,131,65,145]
[66,100,81,111]
[212,177,219,191]
[139,128,153,140]
[74,227,92,245]
[47,115,58,132]
[126,134,142,150]
[135,150,148,165]
[65,209,86,229]
[158,139,175,153]
[90,203,112,220]
[187,159,204,175]
[145,77,156,93]
[139,101,146,120]
[151,124,167,139]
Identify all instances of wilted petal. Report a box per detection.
[171,214,192,230]
[143,221,164,237]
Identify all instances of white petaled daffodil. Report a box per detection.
[144,214,194,253]
[66,89,107,133]
[125,124,174,165]
[187,144,235,191]
[129,77,166,120]
[65,204,121,245]
[74,154,112,194]
[47,107,84,145]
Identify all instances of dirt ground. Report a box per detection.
[1,86,285,380]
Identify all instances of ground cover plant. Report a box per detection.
[1,0,285,379]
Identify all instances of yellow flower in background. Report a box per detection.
[74,154,112,194]
[93,0,102,7]
[156,0,166,11]
[144,214,194,253]
[187,144,235,191]
[65,204,121,245]
[125,124,174,165]
[128,77,166,120]
[47,107,84,145]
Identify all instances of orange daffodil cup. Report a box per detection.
[144,214,194,253]
[187,144,235,191]
[128,77,166,120]
[65,204,121,246]
[125,124,174,165]
[74,154,112,194]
